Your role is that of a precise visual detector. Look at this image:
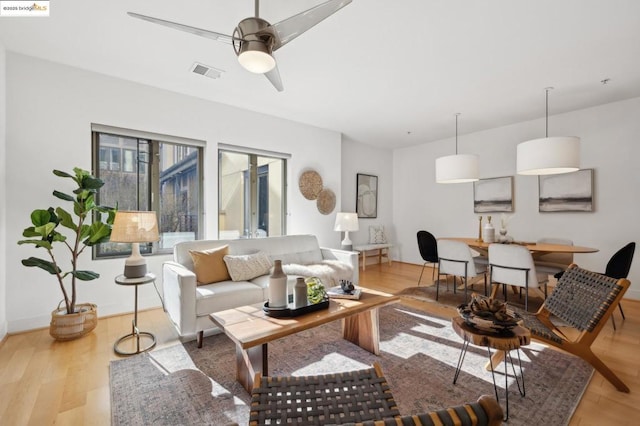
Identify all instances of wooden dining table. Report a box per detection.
[441,237,599,259]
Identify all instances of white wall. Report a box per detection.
[393,97,640,299]
[5,52,343,333]
[340,138,394,251]
[0,44,7,339]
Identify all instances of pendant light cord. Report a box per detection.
[545,87,553,138]
[455,113,460,155]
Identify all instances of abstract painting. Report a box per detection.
[473,176,514,213]
[539,169,593,212]
[356,173,378,218]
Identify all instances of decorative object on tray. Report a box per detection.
[293,277,308,308]
[268,260,288,308]
[305,277,328,304]
[457,293,522,334]
[263,277,329,318]
[327,280,361,300]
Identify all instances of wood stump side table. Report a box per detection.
[114,273,157,356]
[451,316,531,421]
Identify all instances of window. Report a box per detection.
[92,126,203,258]
[218,147,287,239]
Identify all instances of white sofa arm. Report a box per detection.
[162,261,198,336]
[320,247,360,284]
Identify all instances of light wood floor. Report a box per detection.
[0,261,638,425]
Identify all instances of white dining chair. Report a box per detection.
[488,244,549,311]
[437,240,487,302]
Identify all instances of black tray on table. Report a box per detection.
[263,294,330,318]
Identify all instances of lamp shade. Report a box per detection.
[435,154,479,184]
[110,211,159,243]
[334,212,359,232]
[516,136,580,175]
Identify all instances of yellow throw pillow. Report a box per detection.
[189,245,231,285]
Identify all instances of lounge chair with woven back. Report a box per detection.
[514,263,630,393]
[248,362,504,426]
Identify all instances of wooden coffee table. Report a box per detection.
[209,287,399,392]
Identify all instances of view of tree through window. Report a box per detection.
[93,130,202,257]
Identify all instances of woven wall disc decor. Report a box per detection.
[299,170,323,200]
[316,188,336,215]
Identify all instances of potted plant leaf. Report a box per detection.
[18,168,116,340]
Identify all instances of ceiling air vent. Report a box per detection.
[190,62,224,79]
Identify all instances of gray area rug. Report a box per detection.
[399,282,546,312]
[110,304,592,425]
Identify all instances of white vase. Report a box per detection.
[268,260,288,308]
[483,217,495,243]
[294,277,308,309]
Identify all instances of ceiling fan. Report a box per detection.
[128,0,353,92]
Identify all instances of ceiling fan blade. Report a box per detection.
[127,12,234,44]
[271,0,352,50]
[264,65,284,92]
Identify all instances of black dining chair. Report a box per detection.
[604,242,635,330]
[417,231,438,286]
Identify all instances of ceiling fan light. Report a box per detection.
[516,136,580,175]
[435,154,479,183]
[238,41,275,74]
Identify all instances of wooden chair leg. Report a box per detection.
[197,330,204,348]
[580,348,629,393]
[618,303,626,320]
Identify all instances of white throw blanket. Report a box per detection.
[282,260,353,287]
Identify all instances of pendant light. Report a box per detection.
[435,113,479,184]
[517,87,580,175]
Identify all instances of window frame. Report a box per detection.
[91,124,204,259]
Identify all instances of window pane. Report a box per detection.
[159,142,200,249]
[219,150,285,239]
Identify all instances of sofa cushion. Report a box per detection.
[189,246,231,285]
[224,251,272,281]
[195,281,265,316]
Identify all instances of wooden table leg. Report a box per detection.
[236,343,267,392]
[342,308,380,355]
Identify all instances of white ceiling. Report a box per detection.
[1,0,639,149]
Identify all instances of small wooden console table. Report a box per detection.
[354,243,393,270]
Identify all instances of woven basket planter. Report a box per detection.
[49,303,98,341]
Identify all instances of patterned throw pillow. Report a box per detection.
[369,225,387,244]
[189,245,231,285]
[223,251,273,281]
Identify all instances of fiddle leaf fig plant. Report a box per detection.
[18,168,117,315]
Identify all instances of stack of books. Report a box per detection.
[327,286,362,300]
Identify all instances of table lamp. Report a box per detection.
[110,211,159,278]
[334,212,359,251]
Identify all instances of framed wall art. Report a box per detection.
[539,169,593,212]
[473,176,514,213]
[356,173,378,218]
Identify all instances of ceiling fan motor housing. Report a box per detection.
[234,17,277,73]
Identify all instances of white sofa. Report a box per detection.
[162,234,358,347]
